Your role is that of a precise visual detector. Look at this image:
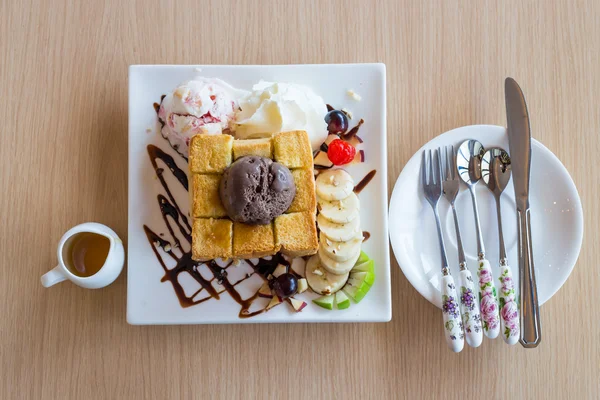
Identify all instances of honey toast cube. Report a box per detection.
[272,131,313,169]
[191,174,227,218]
[274,212,318,257]
[192,218,233,260]
[232,138,272,160]
[287,169,316,213]
[233,222,279,259]
[189,134,233,174]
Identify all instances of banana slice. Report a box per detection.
[315,169,354,201]
[319,232,362,262]
[317,213,361,242]
[305,255,349,295]
[317,192,360,223]
[318,247,361,275]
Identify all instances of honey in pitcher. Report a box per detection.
[63,232,110,277]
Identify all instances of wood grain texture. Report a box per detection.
[1,0,598,398]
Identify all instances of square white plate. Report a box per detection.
[127,64,390,324]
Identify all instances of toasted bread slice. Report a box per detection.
[232,138,273,160]
[274,212,318,257]
[272,131,313,169]
[192,218,233,260]
[287,168,316,213]
[189,134,233,174]
[233,222,279,259]
[191,174,227,218]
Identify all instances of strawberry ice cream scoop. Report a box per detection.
[157,78,247,155]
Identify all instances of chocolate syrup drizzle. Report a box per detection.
[143,99,376,318]
[355,171,376,243]
[343,118,364,141]
[354,170,376,194]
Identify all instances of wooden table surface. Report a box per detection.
[1,0,598,399]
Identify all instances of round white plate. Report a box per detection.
[389,125,583,309]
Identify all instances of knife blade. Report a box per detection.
[505,77,542,348]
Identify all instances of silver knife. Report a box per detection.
[505,77,542,348]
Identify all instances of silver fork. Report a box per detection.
[422,149,464,353]
[441,146,483,348]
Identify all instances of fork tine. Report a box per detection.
[433,148,441,186]
[421,150,428,187]
[445,146,452,180]
[451,145,457,179]
[438,147,444,181]
[441,146,449,181]
[429,149,434,184]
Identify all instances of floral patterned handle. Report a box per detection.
[499,264,520,345]
[477,259,500,339]
[441,275,464,353]
[458,269,483,347]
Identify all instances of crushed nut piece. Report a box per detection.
[347,89,362,101]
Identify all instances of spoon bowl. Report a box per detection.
[457,140,485,185]
[482,148,512,196]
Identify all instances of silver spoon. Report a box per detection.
[482,148,520,345]
[457,139,500,339]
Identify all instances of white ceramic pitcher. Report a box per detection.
[41,222,125,289]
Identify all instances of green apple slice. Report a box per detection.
[342,286,370,303]
[346,276,371,293]
[313,294,335,310]
[343,272,372,303]
[356,250,370,264]
[352,259,374,274]
[350,271,375,287]
[335,291,351,309]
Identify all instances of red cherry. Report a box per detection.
[327,139,356,166]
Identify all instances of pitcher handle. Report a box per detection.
[41,265,68,287]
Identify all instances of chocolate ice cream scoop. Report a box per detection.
[219,156,296,225]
